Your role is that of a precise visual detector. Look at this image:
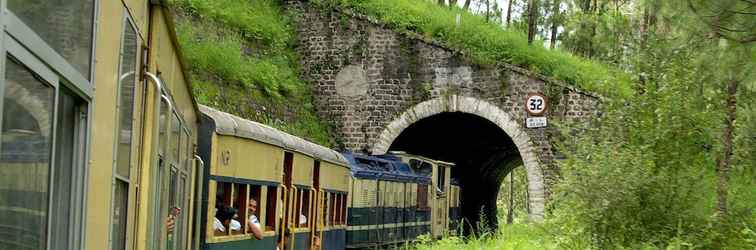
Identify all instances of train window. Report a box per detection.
[437,166,446,192]
[110,15,139,250]
[231,184,247,235]
[417,184,429,211]
[214,182,233,236]
[340,194,347,225]
[8,0,95,78]
[247,186,262,233]
[298,189,310,228]
[1,57,89,250]
[0,58,52,249]
[182,130,190,171]
[170,114,181,162]
[264,186,277,232]
[328,193,338,225]
[322,193,330,227]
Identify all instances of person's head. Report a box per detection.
[215,206,237,223]
[248,199,258,214]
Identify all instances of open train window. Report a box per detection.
[247,185,261,233]
[417,184,429,211]
[340,194,347,225]
[323,193,330,227]
[231,183,247,235]
[214,182,233,236]
[264,186,277,232]
[298,189,310,228]
[437,166,446,192]
[327,193,335,226]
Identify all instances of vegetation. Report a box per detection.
[311,0,634,97]
[170,0,333,146]
[168,0,754,248]
[417,0,755,249]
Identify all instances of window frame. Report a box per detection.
[108,10,141,250]
[0,6,94,247]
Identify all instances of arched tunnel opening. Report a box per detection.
[388,112,522,234]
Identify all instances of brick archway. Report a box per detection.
[372,95,545,221]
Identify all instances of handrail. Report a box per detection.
[288,185,298,250]
[278,185,288,248]
[144,71,164,91]
[192,155,204,250]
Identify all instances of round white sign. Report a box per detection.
[525,93,548,115]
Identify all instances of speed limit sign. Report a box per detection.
[525,93,548,116]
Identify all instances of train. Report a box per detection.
[198,105,462,249]
[0,1,461,250]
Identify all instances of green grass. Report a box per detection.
[171,0,334,146]
[313,0,633,97]
[411,224,559,250]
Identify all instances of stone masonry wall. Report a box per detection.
[286,1,600,195]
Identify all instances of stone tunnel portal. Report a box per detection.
[388,112,522,233]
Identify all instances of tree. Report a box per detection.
[527,0,539,44]
[464,0,472,10]
[506,0,514,25]
[686,0,755,224]
[549,0,561,48]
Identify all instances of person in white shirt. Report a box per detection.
[247,199,264,240]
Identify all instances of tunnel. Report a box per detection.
[388,111,522,234]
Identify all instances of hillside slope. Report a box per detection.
[170,0,333,146]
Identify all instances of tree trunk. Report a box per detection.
[463,0,472,10]
[527,0,539,44]
[716,78,738,217]
[506,172,514,224]
[550,0,560,48]
[449,0,458,7]
[438,0,446,6]
[486,0,491,22]
[506,0,514,25]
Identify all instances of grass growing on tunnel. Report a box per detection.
[170,0,334,146]
[310,0,633,97]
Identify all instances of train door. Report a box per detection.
[431,163,444,238]
[311,160,321,249]
[280,152,294,250]
[431,163,449,238]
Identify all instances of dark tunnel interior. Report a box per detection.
[388,112,522,233]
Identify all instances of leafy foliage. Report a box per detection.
[311,0,633,97]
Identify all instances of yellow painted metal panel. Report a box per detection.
[212,135,283,183]
[86,0,124,249]
[319,162,349,192]
[123,0,150,39]
[292,153,313,186]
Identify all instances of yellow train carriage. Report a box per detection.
[390,152,454,239]
[198,105,350,250]
[1,0,201,250]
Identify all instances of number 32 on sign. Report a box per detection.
[525,93,548,128]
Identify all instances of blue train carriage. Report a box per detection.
[389,151,455,239]
[197,105,350,250]
[343,152,434,248]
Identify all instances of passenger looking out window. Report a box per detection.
[247,198,263,240]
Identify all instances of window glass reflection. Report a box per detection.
[8,0,95,78]
[0,57,55,250]
[115,20,139,178]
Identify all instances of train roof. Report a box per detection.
[342,152,431,184]
[199,105,349,168]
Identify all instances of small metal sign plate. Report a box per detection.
[526,117,548,128]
